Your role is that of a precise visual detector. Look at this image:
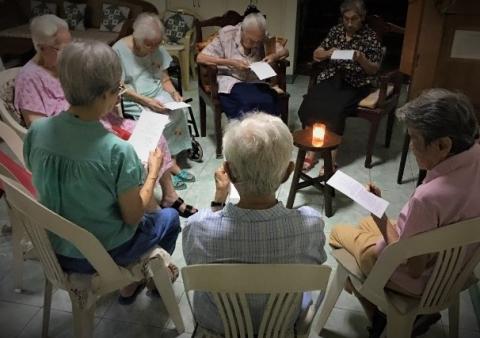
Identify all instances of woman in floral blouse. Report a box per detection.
[298,0,383,171]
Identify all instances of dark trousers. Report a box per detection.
[219,82,278,119]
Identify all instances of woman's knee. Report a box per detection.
[159,208,180,230]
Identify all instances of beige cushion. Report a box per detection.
[0,70,25,127]
[0,24,31,39]
[358,84,394,109]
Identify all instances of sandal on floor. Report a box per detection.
[166,197,198,218]
[118,282,146,305]
[172,175,187,190]
[318,164,339,177]
[175,169,196,182]
[302,157,318,172]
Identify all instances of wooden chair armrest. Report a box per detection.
[198,64,219,98]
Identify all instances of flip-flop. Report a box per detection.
[175,169,196,182]
[146,263,180,298]
[172,175,187,190]
[165,197,198,218]
[118,282,146,305]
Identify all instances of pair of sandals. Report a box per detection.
[164,197,197,218]
[118,263,180,305]
[172,169,195,190]
[303,156,338,176]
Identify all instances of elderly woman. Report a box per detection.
[14,14,196,217]
[298,0,382,171]
[330,89,480,337]
[196,13,289,119]
[24,40,183,304]
[182,112,326,334]
[112,13,194,188]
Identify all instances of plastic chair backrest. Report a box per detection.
[0,174,127,288]
[0,150,35,196]
[361,217,480,313]
[0,119,25,166]
[182,264,331,338]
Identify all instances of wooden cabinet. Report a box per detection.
[400,0,480,108]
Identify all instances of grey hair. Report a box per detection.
[132,12,164,44]
[59,40,122,106]
[30,14,68,51]
[241,13,267,33]
[396,88,479,154]
[340,0,367,18]
[223,112,293,196]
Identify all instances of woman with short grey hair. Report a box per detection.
[24,40,182,305]
[112,12,196,190]
[183,112,327,334]
[330,89,480,337]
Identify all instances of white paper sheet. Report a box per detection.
[128,108,170,162]
[327,170,389,218]
[331,49,355,60]
[249,61,277,80]
[163,101,191,110]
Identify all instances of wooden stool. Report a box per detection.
[286,128,342,217]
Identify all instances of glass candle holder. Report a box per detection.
[312,123,326,147]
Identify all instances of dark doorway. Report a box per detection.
[295,0,408,75]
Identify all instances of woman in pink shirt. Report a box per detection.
[14,14,196,217]
[330,89,480,337]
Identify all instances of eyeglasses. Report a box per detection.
[117,83,127,96]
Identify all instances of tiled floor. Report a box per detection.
[0,76,479,337]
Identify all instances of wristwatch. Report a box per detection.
[211,201,226,208]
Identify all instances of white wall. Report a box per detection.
[146,0,298,75]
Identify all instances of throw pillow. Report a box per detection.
[99,3,130,33]
[63,1,87,31]
[31,0,57,17]
[164,12,192,43]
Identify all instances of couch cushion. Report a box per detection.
[358,84,394,109]
[99,3,130,33]
[0,24,31,39]
[31,0,57,17]
[0,75,26,128]
[164,11,193,43]
[71,28,118,44]
[63,1,87,31]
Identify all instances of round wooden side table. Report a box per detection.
[286,127,342,217]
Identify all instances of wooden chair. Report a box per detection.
[316,217,480,338]
[307,15,404,168]
[0,173,185,337]
[182,263,331,337]
[195,10,290,158]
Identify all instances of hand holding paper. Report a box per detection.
[128,108,170,162]
[327,170,389,218]
[249,61,277,80]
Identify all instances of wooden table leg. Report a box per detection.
[323,150,334,217]
[286,149,306,208]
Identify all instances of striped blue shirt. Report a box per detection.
[182,202,326,333]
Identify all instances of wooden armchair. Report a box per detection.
[307,15,404,168]
[195,10,290,158]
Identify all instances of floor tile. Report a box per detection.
[0,301,39,337]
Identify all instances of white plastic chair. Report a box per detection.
[182,263,332,338]
[0,173,185,338]
[315,217,480,338]
[0,67,27,139]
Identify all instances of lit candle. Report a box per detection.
[312,123,326,146]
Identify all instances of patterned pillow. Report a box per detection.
[0,78,26,128]
[31,0,57,17]
[164,12,193,43]
[99,4,130,33]
[63,1,86,31]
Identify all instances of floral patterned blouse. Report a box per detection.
[318,23,383,88]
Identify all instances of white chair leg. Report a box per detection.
[315,265,348,333]
[149,258,185,333]
[448,296,460,338]
[69,290,96,338]
[11,214,24,292]
[42,277,53,338]
[385,307,416,338]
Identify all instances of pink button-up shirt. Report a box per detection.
[201,24,266,94]
[383,144,480,295]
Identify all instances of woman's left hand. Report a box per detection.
[172,91,183,102]
[262,53,276,64]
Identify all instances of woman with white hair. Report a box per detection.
[14,14,197,218]
[196,12,289,119]
[182,112,327,334]
[112,12,195,189]
[24,40,182,305]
